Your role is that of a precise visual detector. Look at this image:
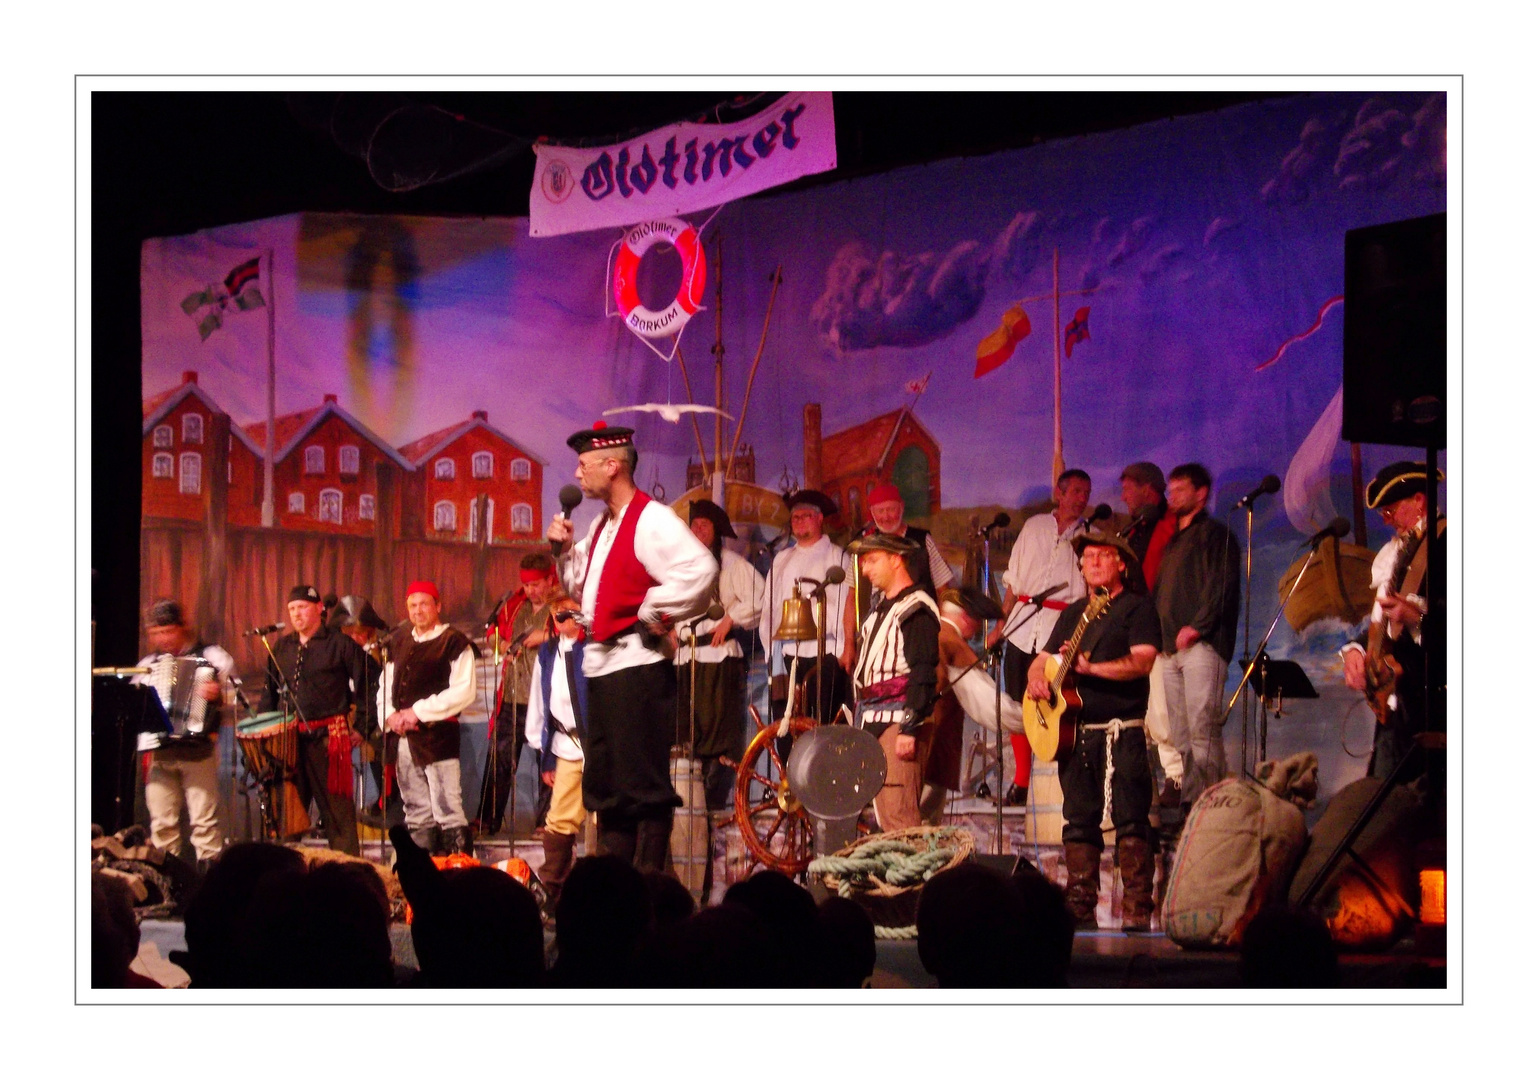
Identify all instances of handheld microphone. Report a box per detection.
[1088,503,1113,525]
[1303,517,1351,548]
[243,622,284,637]
[551,484,583,556]
[1234,474,1281,510]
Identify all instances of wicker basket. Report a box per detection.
[813,825,975,929]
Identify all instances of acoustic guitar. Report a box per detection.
[1023,588,1112,762]
[1363,519,1430,725]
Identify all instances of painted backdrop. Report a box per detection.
[140,91,1448,808]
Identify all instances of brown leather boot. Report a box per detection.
[1117,835,1155,933]
[1063,842,1102,930]
[539,830,577,915]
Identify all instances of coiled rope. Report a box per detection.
[807,828,964,940]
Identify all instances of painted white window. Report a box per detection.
[433,500,457,531]
[435,458,456,480]
[178,452,202,495]
[338,445,360,475]
[288,492,305,514]
[511,503,534,534]
[182,413,204,444]
[153,425,173,449]
[359,494,376,521]
[152,452,173,479]
[472,451,493,479]
[510,457,531,481]
[304,445,325,475]
[318,488,343,524]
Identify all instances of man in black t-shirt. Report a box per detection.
[1027,532,1161,932]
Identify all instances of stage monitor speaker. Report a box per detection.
[1341,213,1446,449]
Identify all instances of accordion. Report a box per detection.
[147,655,216,740]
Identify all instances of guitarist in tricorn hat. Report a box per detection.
[1342,461,1446,780]
[1026,531,1162,932]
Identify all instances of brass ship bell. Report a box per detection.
[773,594,819,642]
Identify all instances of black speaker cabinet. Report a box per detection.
[1342,213,1446,449]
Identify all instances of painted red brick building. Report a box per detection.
[804,402,942,526]
[244,394,412,535]
[142,371,265,523]
[397,410,545,544]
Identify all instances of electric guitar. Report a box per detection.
[1023,588,1112,762]
[1363,519,1428,725]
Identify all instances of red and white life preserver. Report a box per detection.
[612,218,706,340]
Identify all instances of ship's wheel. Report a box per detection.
[732,707,817,876]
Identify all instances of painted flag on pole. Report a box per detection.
[1064,306,1091,358]
[181,256,265,341]
[974,304,1031,377]
[904,371,932,396]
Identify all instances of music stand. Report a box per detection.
[1245,651,1317,761]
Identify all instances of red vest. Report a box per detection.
[585,491,660,642]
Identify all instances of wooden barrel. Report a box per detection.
[669,755,710,901]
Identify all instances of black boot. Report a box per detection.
[409,825,442,855]
[635,814,673,874]
[445,825,474,856]
[1063,841,1102,930]
[598,819,638,866]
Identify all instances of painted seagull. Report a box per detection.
[603,403,735,424]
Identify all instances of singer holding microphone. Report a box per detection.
[259,584,371,854]
[987,468,1094,804]
[1150,463,1242,806]
[547,422,715,872]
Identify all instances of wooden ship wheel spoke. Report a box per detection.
[733,707,817,876]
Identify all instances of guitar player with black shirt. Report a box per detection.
[1027,531,1161,932]
[1342,461,1446,781]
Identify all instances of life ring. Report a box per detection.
[612,218,706,340]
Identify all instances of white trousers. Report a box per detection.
[396,736,468,830]
[1160,642,1229,801]
[145,735,224,861]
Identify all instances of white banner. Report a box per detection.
[529,92,837,237]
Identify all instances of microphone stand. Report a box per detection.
[981,590,1055,855]
[255,629,308,841]
[1218,542,1323,772]
[680,608,716,904]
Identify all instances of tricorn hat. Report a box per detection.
[783,489,839,518]
[1365,461,1444,510]
[327,595,390,633]
[847,532,921,557]
[938,585,1005,623]
[566,420,635,455]
[688,499,736,540]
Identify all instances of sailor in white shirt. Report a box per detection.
[985,469,1091,803]
[760,489,853,724]
[674,499,764,808]
[547,421,714,871]
[377,580,478,854]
